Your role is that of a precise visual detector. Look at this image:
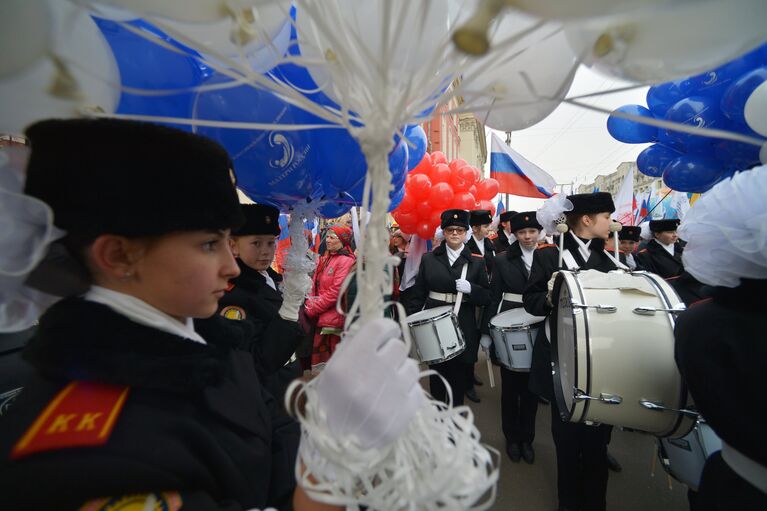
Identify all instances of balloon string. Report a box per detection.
[638,188,673,224]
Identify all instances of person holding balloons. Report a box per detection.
[405,209,491,407]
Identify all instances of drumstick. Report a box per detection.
[609,221,622,268]
[486,358,495,388]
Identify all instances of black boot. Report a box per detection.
[607,450,622,472]
[465,388,481,403]
[521,442,535,464]
[506,442,521,463]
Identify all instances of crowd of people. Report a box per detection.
[0,119,764,511]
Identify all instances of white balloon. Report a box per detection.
[760,141,767,165]
[0,3,119,134]
[0,0,51,79]
[508,0,692,20]
[566,0,767,83]
[745,81,767,138]
[465,25,578,131]
[296,0,452,109]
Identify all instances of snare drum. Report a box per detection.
[551,269,695,437]
[406,306,466,364]
[489,308,545,371]
[658,421,722,491]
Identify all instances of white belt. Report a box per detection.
[428,291,463,303]
[722,441,767,495]
[285,352,297,366]
[502,292,523,303]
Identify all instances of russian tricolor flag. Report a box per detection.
[489,133,556,199]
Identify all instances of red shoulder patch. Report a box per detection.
[471,253,484,258]
[689,297,713,308]
[11,382,129,460]
[537,243,556,249]
[638,249,648,254]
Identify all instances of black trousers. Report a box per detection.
[501,367,538,444]
[429,356,467,407]
[696,452,767,511]
[550,400,609,511]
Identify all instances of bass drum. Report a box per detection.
[551,269,695,437]
[658,420,722,491]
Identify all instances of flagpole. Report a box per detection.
[639,189,673,224]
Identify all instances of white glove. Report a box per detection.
[279,267,311,322]
[546,271,560,307]
[455,278,471,294]
[480,334,493,351]
[314,318,424,450]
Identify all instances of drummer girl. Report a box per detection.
[405,209,490,406]
[480,211,544,465]
[523,192,619,511]
[0,118,341,511]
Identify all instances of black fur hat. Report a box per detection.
[440,209,470,229]
[24,118,244,237]
[510,211,542,233]
[649,219,680,233]
[499,210,517,223]
[567,192,615,215]
[233,204,281,236]
[618,225,642,241]
[469,209,492,226]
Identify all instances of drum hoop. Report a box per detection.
[408,308,453,327]
[570,271,592,423]
[636,272,692,438]
[550,271,587,422]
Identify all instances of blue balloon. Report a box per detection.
[720,66,767,123]
[318,201,351,219]
[95,18,213,130]
[663,154,725,192]
[646,80,694,118]
[687,47,764,101]
[607,105,658,143]
[664,96,728,148]
[404,125,427,171]
[713,139,762,171]
[389,187,405,212]
[637,144,683,177]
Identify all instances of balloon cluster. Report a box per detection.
[392,152,499,240]
[606,44,767,193]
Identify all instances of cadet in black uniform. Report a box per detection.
[405,209,491,407]
[218,204,305,402]
[0,119,337,511]
[481,211,542,464]
[608,224,642,270]
[636,219,706,304]
[494,210,517,253]
[673,170,767,510]
[465,209,495,402]
[524,192,619,511]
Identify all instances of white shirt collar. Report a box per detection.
[85,286,207,344]
[520,243,536,273]
[626,252,637,270]
[570,232,592,262]
[259,270,276,290]
[446,244,463,266]
[658,240,676,256]
[472,234,485,255]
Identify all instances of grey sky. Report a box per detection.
[485,65,651,211]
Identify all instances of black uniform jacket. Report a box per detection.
[0,298,297,511]
[494,230,512,254]
[481,241,530,334]
[523,234,620,400]
[675,279,767,468]
[0,328,36,418]
[466,235,496,276]
[636,239,684,278]
[217,261,304,377]
[405,242,491,364]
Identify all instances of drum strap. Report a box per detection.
[498,293,523,314]
[721,441,767,494]
[561,248,629,271]
[453,264,468,317]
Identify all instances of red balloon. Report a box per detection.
[476,178,500,201]
[430,151,447,165]
[415,200,432,220]
[453,192,476,210]
[410,154,432,176]
[468,185,477,197]
[428,182,455,210]
[479,199,496,217]
[428,210,442,229]
[470,166,482,184]
[396,210,419,227]
[448,158,468,172]
[430,163,451,184]
[396,193,417,213]
[407,173,432,201]
[416,222,436,240]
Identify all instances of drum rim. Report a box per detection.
[634,271,693,438]
[551,270,592,422]
[407,305,454,327]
